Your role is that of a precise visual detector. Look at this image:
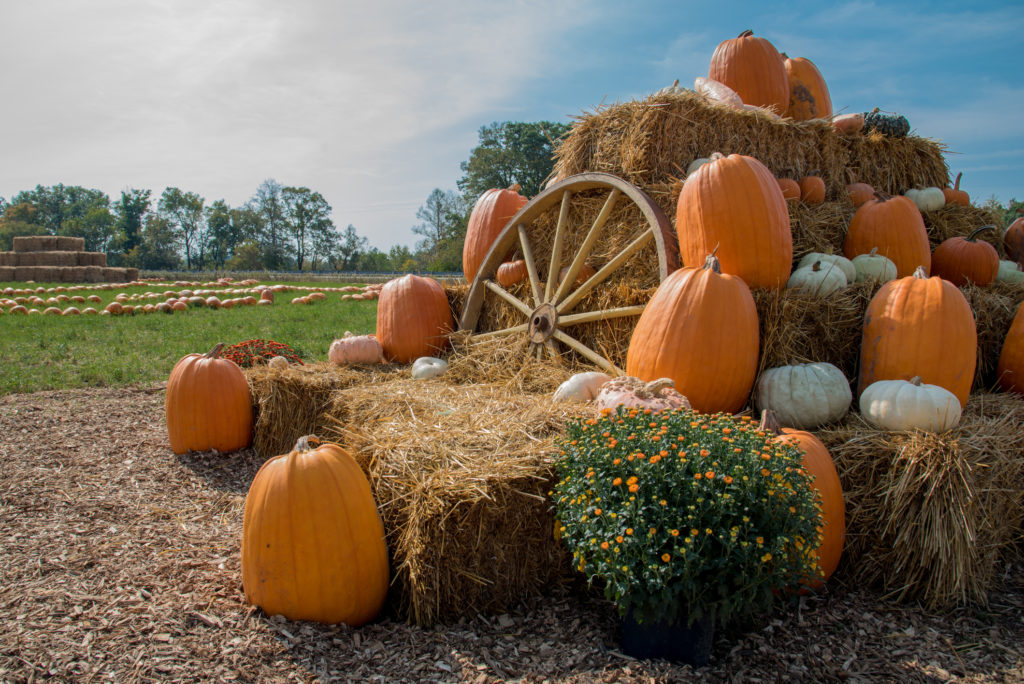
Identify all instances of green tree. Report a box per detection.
[64,206,117,253]
[225,240,265,270]
[282,186,333,271]
[10,184,111,236]
[388,244,414,271]
[205,199,248,269]
[0,203,41,251]
[412,189,469,270]
[249,179,288,270]
[358,247,392,271]
[114,188,151,253]
[131,213,182,270]
[158,188,205,270]
[458,121,571,199]
[335,224,367,271]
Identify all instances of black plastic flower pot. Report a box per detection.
[620,607,715,666]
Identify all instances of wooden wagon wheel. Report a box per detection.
[459,172,678,373]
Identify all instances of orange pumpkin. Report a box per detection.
[559,263,597,288]
[376,274,454,363]
[843,193,931,277]
[781,54,832,120]
[496,259,527,288]
[241,436,389,626]
[996,302,1024,394]
[777,177,801,201]
[626,254,759,414]
[462,184,528,283]
[799,174,826,204]
[846,182,875,207]
[831,112,864,135]
[930,225,1000,287]
[759,410,844,588]
[708,30,789,114]
[859,267,977,408]
[165,343,253,454]
[942,172,970,207]
[1004,216,1024,262]
[676,153,792,290]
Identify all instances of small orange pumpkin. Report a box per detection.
[496,259,527,288]
[1003,216,1024,263]
[996,302,1024,394]
[799,173,826,204]
[843,193,931,277]
[241,436,389,626]
[777,177,801,201]
[930,225,1000,287]
[846,182,875,207]
[942,172,970,207]
[165,343,253,454]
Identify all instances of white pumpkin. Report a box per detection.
[797,252,856,283]
[693,76,743,109]
[755,362,852,429]
[996,260,1024,283]
[786,260,848,297]
[859,376,961,432]
[552,371,612,403]
[655,79,687,96]
[267,355,289,369]
[411,356,448,380]
[904,187,945,212]
[594,376,690,413]
[328,331,384,365]
[852,248,898,284]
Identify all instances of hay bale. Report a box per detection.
[444,332,578,394]
[55,236,85,252]
[553,92,949,202]
[36,251,78,267]
[817,393,1024,608]
[790,201,855,258]
[0,252,15,266]
[323,379,574,626]
[78,252,107,267]
[123,267,139,282]
[246,362,405,459]
[13,267,35,282]
[925,204,1005,255]
[82,265,105,283]
[963,283,1024,389]
[13,236,55,252]
[0,266,15,281]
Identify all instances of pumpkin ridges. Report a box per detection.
[463,185,529,283]
[843,194,931,277]
[376,274,454,363]
[997,302,1024,394]
[931,225,1000,287]
[782,54,832,120]
[708,30,789,114]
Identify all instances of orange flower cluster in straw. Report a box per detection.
[552,406,821,627]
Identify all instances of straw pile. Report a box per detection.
[924,204,1007,254]
[320,378,574,626]
[552,92,948,202]
[818,393,1024,608]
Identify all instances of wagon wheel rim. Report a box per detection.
[459,172,678,373]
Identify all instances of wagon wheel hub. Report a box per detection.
[528,303,559,344]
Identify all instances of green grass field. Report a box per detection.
[0,280,378,395]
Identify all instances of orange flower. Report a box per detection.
[612,458,621,465]
[671,529,679,536]
[694,473,702,480]
[627,476,638,485]
[724,476,734,484]
[601,541,610,550]
[661,553,671,562]
[761,468,771,477]
[628,484,639,493]
[705,471,715,479]
[626,528,633,535]
[593,509,602,516]
[616,535,624,543]
[699,449,710,457]
[613,477,622,486]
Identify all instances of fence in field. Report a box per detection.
[139,270,465,285]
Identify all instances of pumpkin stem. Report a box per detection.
[671,79,679,88]
[206,343,225,359]
[913,266,929,279]
[909,376,923,387]
[872,190,893,202]
[869,247,879,257]
[757,409,783,436]
[294,435,321,453]
[812,260,822,272]
[703,252,722,273]
[507,183,521,193]
[645,378,676,395]
[739,29,753,38]
[953,172,963,191]
[966,225,996,242]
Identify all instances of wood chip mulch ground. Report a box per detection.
[1,385,1022,683]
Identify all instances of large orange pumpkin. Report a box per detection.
[376,274,454,362]
[708,30,789,114]
[843,194,931,277]
[930,225,1000,287]
[1004,216,1024,263]
[782,54,832,120]
[626,254,759,413]
[165,343,253,454]
[462,184,528,283]
[241,436,389,626]
[759,410,844,588]
[997,302,1024,394]
[676,153,792,290]
[859,267,977,407]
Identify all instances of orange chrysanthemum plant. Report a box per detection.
[552,407,821,629]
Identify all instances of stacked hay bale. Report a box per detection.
[0,236,138,283]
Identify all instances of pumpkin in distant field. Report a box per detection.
[997,302,1024,394]
[376,274,453,363]
[463,184,529,283]
[626,254,759,414]
[676,153,792,290]
[259,289,274,303]
[242,436,389,626]
[858,267,976,408]
[930,225,1000,287]
[165,343,253,454]
[859,377,962,432]
[781,54,832,120]
[708,30,789,114]
[843,193,931,277]
[942,172,970,207]
[759,410,844,588]
[496,259,527,288]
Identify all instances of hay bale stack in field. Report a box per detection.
[818,393,1024,608]
[552,91,948,204]
[0,236,131,282]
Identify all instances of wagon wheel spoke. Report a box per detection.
[484,280,532,317]
[556,230,654,315]
[472,323,529,340]
[558,305,647,327]
[552,188,620,305]
[544,339,560,360]
[544,190,573,303]
[551,329,621,374]
[517,223,544,308]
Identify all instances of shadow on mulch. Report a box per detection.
[175,446,266,495]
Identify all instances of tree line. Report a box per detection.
[0,121,570,273]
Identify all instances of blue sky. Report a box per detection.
[1,1,1021,251]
